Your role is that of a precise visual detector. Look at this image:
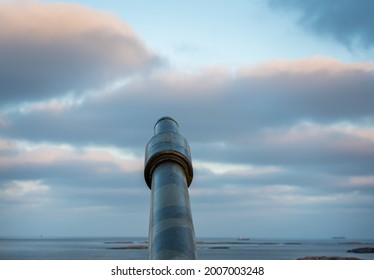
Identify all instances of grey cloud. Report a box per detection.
[190,170,374,237]
[268,0,374,48]
[1,58,374,237]
[233,66,374,128]
[2,1,373,239]
[4,59,373,147]
[2,61,374,172]
[0,150,147,230]
[0,140,148,236]
[0,1,161,106]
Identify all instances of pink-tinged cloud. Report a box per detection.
[0,0,161,105]
[0,140,143,174]
[239,56,374,77]
[345,176,374,188]
[263,122,374,148]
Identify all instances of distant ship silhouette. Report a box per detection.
[237,237,250,240]
[332,236,346,240]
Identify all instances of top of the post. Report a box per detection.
[145,116,193,188]
[154,116,179,134]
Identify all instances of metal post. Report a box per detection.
[144,116,197,260]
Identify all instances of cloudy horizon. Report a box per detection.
[1,0,373,239]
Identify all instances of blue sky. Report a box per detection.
[45,0,372,68]
[0,0,373,239]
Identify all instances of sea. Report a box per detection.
[1,237,373,260]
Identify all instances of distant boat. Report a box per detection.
[332,236,346,240]
[237,237,250,240]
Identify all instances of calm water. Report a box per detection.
[0,237,373,260]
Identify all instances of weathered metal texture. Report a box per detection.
[144,116,193,189]
[144,116,197,260]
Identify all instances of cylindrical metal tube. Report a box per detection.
[144,116,197,260]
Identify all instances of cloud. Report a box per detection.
[0,139,148,235]
[0,0,161,106]
[235,57,374,126]
[2,58,373,192]
[0,180,49,200]
[240,56,374,76]
[0,140,143,188]
[194,160,282,177]
[0,0,373,238]
[1,58,373,225]
[347,176,374,187]
[0,179,50,213]
[267,0,374,48]
[3,57,373,149]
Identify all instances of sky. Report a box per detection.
[0,0,373,239]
